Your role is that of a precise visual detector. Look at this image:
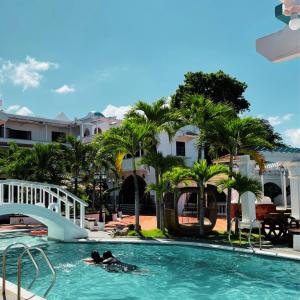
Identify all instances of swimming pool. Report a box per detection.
[1,233,300,300]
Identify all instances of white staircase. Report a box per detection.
[0,179,88,241]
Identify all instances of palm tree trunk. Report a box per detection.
[198,185,205,236]
[226,154,234,233]
[132,158,140,231]
[155,169,161,229]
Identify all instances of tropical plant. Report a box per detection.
[171,70,250,113]
[180,95,235,159]
[217,172,263,204]
[199,116,272,232]
[126,98,182,229]
[65,135,88,196]
[165,161,228,236]
[101,120,154,230]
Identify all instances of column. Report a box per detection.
[285,162,300,219]
[239,155,257,223]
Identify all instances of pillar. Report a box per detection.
[285,162,300,219]
[239,155,257,223]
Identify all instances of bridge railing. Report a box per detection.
[0,179,88,229]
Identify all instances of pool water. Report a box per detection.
[1,233,300,300]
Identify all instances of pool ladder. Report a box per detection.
[228,218,262,252]
[2,242,56,299]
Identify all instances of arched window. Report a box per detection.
[94,127,102,135]
[84,128,90,137]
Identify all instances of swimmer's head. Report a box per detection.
[103,251,113,260]
[91,250,102,263]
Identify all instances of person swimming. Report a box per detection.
[84,250,138,273]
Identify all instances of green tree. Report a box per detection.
[171,70,250,113]
[199,116,272,232]
[180,95,235,160]
[101,121,154,230]
[141,152,185,229]
[126,98,181,229]
[65,135,88,196]
[28,143,66,184]
[166,161,227,236]
[218,172,262,204]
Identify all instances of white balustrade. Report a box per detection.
[0,179,88,229]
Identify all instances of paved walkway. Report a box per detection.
[105,215,227,231]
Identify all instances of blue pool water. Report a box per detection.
[0,233,300,300]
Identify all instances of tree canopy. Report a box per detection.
[171,70,250,113]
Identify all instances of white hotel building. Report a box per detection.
[0,109,299,217]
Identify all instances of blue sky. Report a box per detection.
[0,0,299,146]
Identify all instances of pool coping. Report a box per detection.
[74,237,300,262]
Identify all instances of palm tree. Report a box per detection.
[217,172,263,204]
[199,116,272,232]
[65,135,88,196]
[126,98,181,229]
[101,121,154,230]
[181,95,235,159]
[141,152,185,229]
[218,172,262,233]
[166,161,227,236]
[29,143,65,184]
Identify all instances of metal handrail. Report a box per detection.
[248,219,262,252]
[18,246,56,299]
[2,243,39,298]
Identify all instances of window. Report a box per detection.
[176,141,185,156]
[52,131,66,142]
[7,128,31,140]
[94,127,102,135]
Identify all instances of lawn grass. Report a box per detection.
[127,228,262,246]
[128,229,170,238]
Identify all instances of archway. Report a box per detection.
[119,175,152,214]
[84,128,90,137]
[264,182,282,201]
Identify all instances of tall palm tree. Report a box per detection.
[141,152,185,228]
[181,95,235,159]
[126,98,182,229]
[65,135,88,196]
[199,116,272,232]
[101,121,154,230]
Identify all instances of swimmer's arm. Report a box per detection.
[82,258,95,265]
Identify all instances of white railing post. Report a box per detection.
[12,185,14,203]
[0,184,2,204]
[21,184,24,203]
[17,186,20,204]
[8,185,11,203]
[80,203,85,229]
[34,187,37,205]
[66,202,70,220]
[26,186,29,204]
[73,199,76,224]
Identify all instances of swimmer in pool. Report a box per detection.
[83,250,138,273]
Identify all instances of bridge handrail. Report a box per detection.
[0,179,88,207]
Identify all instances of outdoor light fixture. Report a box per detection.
[256,0,300,62]
[289,13,300,30]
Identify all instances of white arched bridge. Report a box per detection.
[0,179,88,241]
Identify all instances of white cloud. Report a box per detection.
[0,56,58,90]
[54,84,75,94]
[102,104,131,120]
[284,128,300,147]
[6,105,34,116]
[266,113,294,126]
